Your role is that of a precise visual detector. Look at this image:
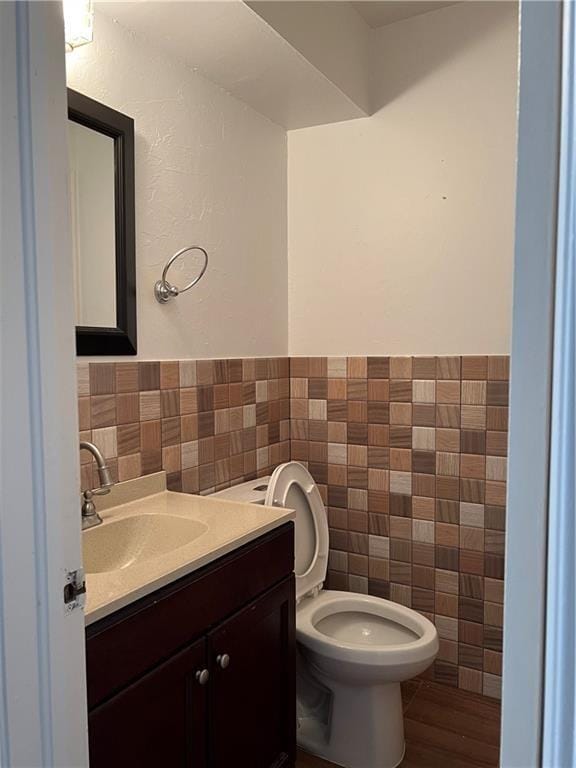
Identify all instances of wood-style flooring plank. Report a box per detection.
[404,719,499,767]
[401,740,494,768]
[296,750,339,767]
[405,682,501,747]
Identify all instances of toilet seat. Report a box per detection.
[297,590,438,669]
[265,462,328,601]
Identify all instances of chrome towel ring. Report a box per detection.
[154,245,209,304]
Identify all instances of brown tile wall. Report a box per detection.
[77,358,290,494]
[290,355,508,700]
[77,354,508,700]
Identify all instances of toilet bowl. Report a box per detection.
[212,462,439,768]
[296,589,438,767]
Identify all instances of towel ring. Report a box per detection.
[154,245,209,304]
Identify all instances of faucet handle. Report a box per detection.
[91,485,112,497]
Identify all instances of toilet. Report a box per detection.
[212,461,439,768]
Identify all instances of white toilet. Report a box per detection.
[213,461,439,768]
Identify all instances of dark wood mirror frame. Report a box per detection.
[68,89,137,355]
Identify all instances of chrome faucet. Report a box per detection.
[80,441,114,530]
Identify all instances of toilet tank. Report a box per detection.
[210,477,271,505]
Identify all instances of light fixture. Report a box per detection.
[63,0,94,53]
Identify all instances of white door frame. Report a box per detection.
[0,2,88,766]
[501,1,562,766]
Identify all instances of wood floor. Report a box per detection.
[295,680,501,768]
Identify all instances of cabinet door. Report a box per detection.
[89,638,208,768]
[208,577,295,768]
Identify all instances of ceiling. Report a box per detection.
[94,0,462,129]
[351,1,459,28]
[97,1,369,129]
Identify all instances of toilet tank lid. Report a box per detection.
[265,462,328,601]
[209,477,271,505]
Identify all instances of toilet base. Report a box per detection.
[297,670,406,768]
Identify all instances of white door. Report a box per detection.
[0,2,88,766]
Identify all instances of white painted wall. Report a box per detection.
[287,1,518,355]
[67,10,287,359]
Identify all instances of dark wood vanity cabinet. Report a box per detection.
[86,523,295,768]
[89,638,208,767]
[209,578,294,768]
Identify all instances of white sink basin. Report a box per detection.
[83,513,208,574]
[81,473,295,625]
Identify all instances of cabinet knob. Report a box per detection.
[216,653,230,669]
[195,668,210,685]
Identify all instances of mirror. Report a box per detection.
[68,89,137,355]
[68,121,116,328]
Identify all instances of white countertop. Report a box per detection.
[83,474,294,625]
